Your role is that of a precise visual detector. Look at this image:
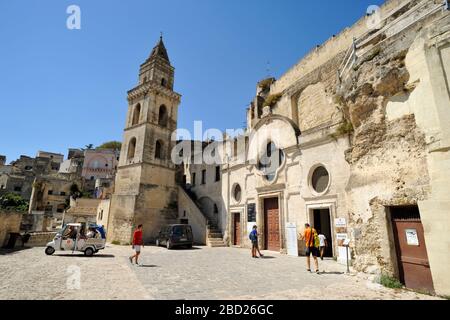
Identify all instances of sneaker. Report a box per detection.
[316,270,320,274]
[307,269,311,272]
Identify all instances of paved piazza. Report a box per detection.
[0,245,441,300]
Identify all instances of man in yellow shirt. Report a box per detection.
[301,223,319,273]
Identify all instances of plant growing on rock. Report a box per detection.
[257,78,275,92]
[380,274,403,289]
[264,93,283,108]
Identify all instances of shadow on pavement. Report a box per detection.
[260,255,276,259]
[0,246,33,255]
[169,246,202,251]
[318,271,345,275]
[138,264,159,268]
[52,254,116,258]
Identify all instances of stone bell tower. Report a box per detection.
[108,36,181,244]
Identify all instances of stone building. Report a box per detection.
[107,36,181,244]
[81,149,119,181]
[0,155,6,166]
[106,0,449,296]
[63,198,101,225]
[216,0,449,296]
[0,152,63,200]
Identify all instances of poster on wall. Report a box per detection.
[286,222,298,256]
[335,218,347,227]
[405,229,419,246]
[336,233,348,246]
[247,203,256,222]
[334,218,347,238]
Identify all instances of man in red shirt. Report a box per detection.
[129,224,144,265]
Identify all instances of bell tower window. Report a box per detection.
[127,137,137,160]
[155,140,164,159]
[132,104,141,126]
[158,105,168,127]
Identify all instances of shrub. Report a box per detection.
[380,274,403,289]
[264,93,283,108]
[337,120,354,135]
[98,141,122,151]
[258,78,275,91]
[111,240,121,245]
[330,120,354,140]
[0,193,29,212]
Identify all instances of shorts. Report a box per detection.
[133,245,141,253]
[305,246,319,257]
[252,240,259,248]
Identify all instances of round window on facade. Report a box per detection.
[257,142,285,182]
[233,184,242,202]
[311,166,330,194]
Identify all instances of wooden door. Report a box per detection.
[233,213,241,246]
[264,198,280,251]
[391,206,434,293]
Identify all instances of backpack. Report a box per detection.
[308,228,320,248]
[313,230,320,248]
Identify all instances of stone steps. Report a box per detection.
[208,232,223,238]
[207,239,227,247]
[206,226,227,247]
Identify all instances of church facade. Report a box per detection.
[107,0,450,296]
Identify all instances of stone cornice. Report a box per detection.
[127,81,181,103]
[118,161,176,171]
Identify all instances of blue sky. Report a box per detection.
[0,0,384,163]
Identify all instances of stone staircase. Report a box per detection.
[181,184,227,247]
[206,223,226,248]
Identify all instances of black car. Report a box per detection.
[156,224,193,249]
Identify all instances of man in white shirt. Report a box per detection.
[318,230,327,260]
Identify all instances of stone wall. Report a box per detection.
[0,211,22,247]
[25,232,57,247]
[178,186,207,244]
[271,0,412,94]
[21,212,53,232]
[333,1,450,295]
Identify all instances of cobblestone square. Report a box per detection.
[0,245,441,300]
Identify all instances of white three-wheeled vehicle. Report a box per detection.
[45,223,106,257]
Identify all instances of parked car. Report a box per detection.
[156,224,193,249]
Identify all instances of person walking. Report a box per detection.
[300,223,319,273]
[129,224,144,265]
[317,229,327,261]
[249,225,264,258]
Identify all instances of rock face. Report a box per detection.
[333,0,449,278]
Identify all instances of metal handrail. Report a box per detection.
[338,0,446,81]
